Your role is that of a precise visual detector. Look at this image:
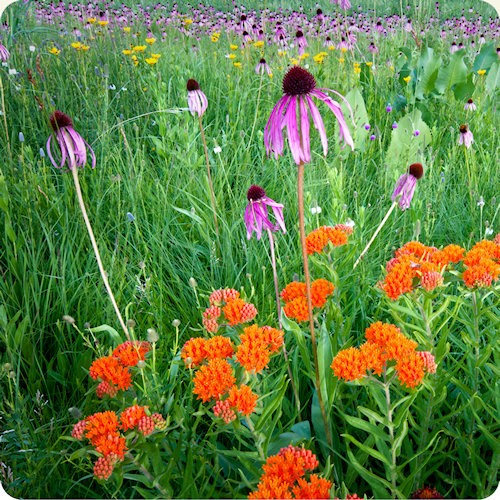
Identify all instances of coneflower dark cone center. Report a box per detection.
[186,79,200,91]
[50,110,73,131]
[282,66,316,96]
[409,162,424,179]
[295,30,304,38]
[459,124,468,134]
[247,184,266,201]
[259,57,267,64]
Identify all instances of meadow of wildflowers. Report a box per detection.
[0,0,499,498]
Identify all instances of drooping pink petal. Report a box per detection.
[305,95,328,157]
[284,96,304,165]
[299,96,311,164]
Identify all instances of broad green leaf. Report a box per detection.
[415,47,442,100]
[385,109,431,170]
[342,412,389,442]
[343,88,369,149]
[88,323,123,345]
[485,61,500,95]
[435,52,467,94]
[472,42,498,72]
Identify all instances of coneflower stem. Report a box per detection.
[197,115,219,239]
[353,200,398,269]
[297,162,332,447]
[267,228,301,414]
[70,166,130,341]
[0,77,12,160]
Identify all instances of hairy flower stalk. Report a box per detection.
[187,79,219,239]
[46,111,130,341]
[265,66,354,447]
[354,163,424,269]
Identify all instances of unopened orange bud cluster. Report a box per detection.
[248,445,332,499]
[331,321,436,389]
[281,279,335,321]
[305,224,353,255]
[71,406,165,480]
[202,288,258,332]
[89,340,151,398]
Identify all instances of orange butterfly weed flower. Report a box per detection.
[262,451,307,486]
[120,405,148,430]
[112,340,151,367]
[236,340,271,374]
[310,278,335,307]
[226,384,258,415]
[305,225,351,255]
[261,325,284,353]
[292,474,332,499]
[380,258,415,300]
[359,341,386,376]
[431,244,465,267]
[223,298,258,326]
[331,347,368,381]
[365,321,404,348]
[462,239,500,288]
[280,281,307,302]
[396,351,425,388]
[395,241,430,259]
[85,411,126,458]
[248,476,292,499]
[91,433,127,459]
[205,336,235,359]
[420,270,444,291]
[278,445,319,470]
[192,358,236,402]
[89,355,132,391]
[181,337,208,367]
[283,296,309,322]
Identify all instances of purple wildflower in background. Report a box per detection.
[46,111,96,169]
[264,66,354,165]
[244,185,286,240]
[414,129,420,136]
[386,104,393,112]
[0,43,10,61]
[458,124,474,148]
[391,162,424,210]
[392,121,398,129]
[186,78,208,117]
[255,58,272,76]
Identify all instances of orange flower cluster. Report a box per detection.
[281,279,335,322]
[462,238,500,288]
[89,340,151,398]
[331,321,436,389]
[305,224,353,255]
[183,322,283,422]
[202,288,258,332]
[71,407,165,480]
[248,445,331,499]
[379,241,466,300]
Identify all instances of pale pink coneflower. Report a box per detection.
[186,79,208,117]
[264,65,354,165]
[458,124,474,148]
[0,43,10,61]
[255,58,272,76]
[391,162,424,210]
[464,98,476,111]
[46,111,96,169]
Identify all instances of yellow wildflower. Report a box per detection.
[87,17,96,24]
[81,45,90,51]
[477,69,486,76]
[122,49,133,55]
[338,57,345,64]
[230,44,238,50]
[328,45,335,51]
[403,76,411,83]
[123,27,131,33]
[133,45,146,52]
[253,41,264,48]
[290,58,299,65]
[184,18,193,26]
[145,57,158,65]
[145,37,156,45]
[366,61,373,67]
[150,53,161,59]
[71,42,82,50]
[299,52,309,60]
[340,46,348,53]
[227,53,236,59]
[233,62,242,68]
[97,20,109,26]
[211,32,220,42]
[48,47,60,56]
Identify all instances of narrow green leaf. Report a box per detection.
[342,412,389,442]
[342,433,391,467]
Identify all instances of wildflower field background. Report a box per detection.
[0,0,499,498]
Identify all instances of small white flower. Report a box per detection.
[310,205,322,215]
[29,45,36,52]
[108,84,116,90]
[477,196,485,207]
[8,68,17,75]
[1,62,8,67]
[485,228,493,237]
[213,146,222,154]
[344,218,355,228]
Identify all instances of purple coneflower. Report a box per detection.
[391,162,424,210]
[264,65,354,165]
[295,30,307,55]
[255,58,272,76]
[464,98,476,111]
[244,185,286,240]
[46,111,96,169]
[186,79,208,117]
[458,124,474,148]
[0,43,10,61]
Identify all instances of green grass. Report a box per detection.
[0,0,499,498]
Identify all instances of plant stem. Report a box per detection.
[70,166,130,341]
[383,373,398,499]
[126,451,170,498]
[248,73,263,148]
[267,228,301,413]
[353,200,398,269]
[297,162,331,447]
[0,77,12,160]
[197,115,219,239]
